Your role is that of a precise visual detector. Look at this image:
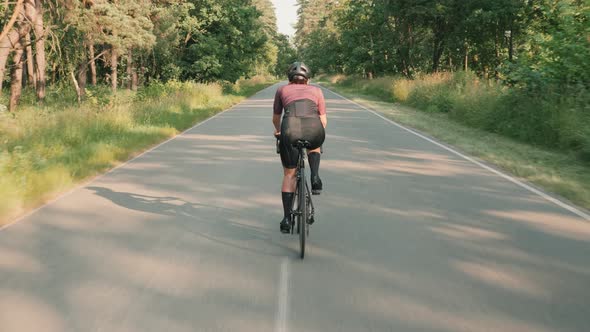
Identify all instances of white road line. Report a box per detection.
[275,258,290,332]
[322,86,590,222]
[0,85,279,232]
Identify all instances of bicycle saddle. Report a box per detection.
[293,140,312,148]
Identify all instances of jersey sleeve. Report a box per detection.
[273,87,284,115]
[316,87,326,115]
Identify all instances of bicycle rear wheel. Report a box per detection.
[306,191,312,235]
[299,167,306,259]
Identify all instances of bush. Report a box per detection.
[325,71,589,162]
[404,72,453,112]
[229,74,276,96]
[329,75,396,101]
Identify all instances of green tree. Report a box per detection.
[274,33,297,77]
[180,0,268,82]
[253,0,279,75]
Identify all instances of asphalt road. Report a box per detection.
[1,83,589,332]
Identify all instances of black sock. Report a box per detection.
[308,152,321,179]
[282,192,294,219]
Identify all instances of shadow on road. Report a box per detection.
[1,87,589,332]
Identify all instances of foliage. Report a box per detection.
[305,0,589,162]
[179,0,268,82]
[319,82,590,210]
[297,0,587,84]
[3,0,284,96]
[322,70,590,162]
[274,34,298,77]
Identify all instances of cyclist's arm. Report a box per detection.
[273,87,283,134]
[317,88,327,128]
[273,114,281,134]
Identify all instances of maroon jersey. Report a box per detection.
[273,84,326,116]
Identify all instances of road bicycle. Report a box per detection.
[276,136,317,259]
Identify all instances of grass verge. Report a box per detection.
[0,77,275,225]
[318,80,590,212]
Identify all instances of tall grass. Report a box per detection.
[0,79,271,223]
[224,74,277,96]
[317,73,590,209]
[320,72,590,162]
[326,75,397,102]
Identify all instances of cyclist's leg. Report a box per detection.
[280,139,299,195]
[308,147,322,193]
[300,117,325,194]
[279,134,299,232]
[308,147,321,173]
[282,167,297,192]
[281,166,296,218]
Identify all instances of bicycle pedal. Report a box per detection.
[308,216,315,225]
[312,190,321,195]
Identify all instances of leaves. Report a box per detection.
[9,0,282,89]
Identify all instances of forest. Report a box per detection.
[295,0,589,159]
[0,0,299,111]
[0,0,296,221]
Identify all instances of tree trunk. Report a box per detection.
[432,41,444,72]
[132,65,138,91]
[71,71,81,103]
[33,0,46,101]
[25,32,36,88]
[432,34,444,72]
[77,62,87,98]
[0,0,24,44]
[111,48,118,92]
[0,30,21,92]
[407,22,415,74]
[494,25,500,79]
[126,50,132,90]
[431,18,445,73]
[51,62,57,85]
[1,1,31,94]
[139,53,146,86]
[89,43,97,85]
[464,42,469,71]
[508,29,514,62]
[395,18,410,78]
[369,33,376,77]
[150,49,157,83]
[9,46,25,112]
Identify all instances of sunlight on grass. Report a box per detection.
[0,79,274,224]
[318,80,590,211]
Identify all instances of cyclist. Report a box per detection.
[273,62,327,233]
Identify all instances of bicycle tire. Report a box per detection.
[299,166,306,259]
[306,194,311,236]
[292,187,298,235]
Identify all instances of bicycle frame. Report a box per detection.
[290,146,307,234]
[277,136,316,259]
[290,146,315,233]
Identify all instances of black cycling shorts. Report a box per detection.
[279,116,325,169]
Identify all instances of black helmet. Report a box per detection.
[287,62,311,81]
